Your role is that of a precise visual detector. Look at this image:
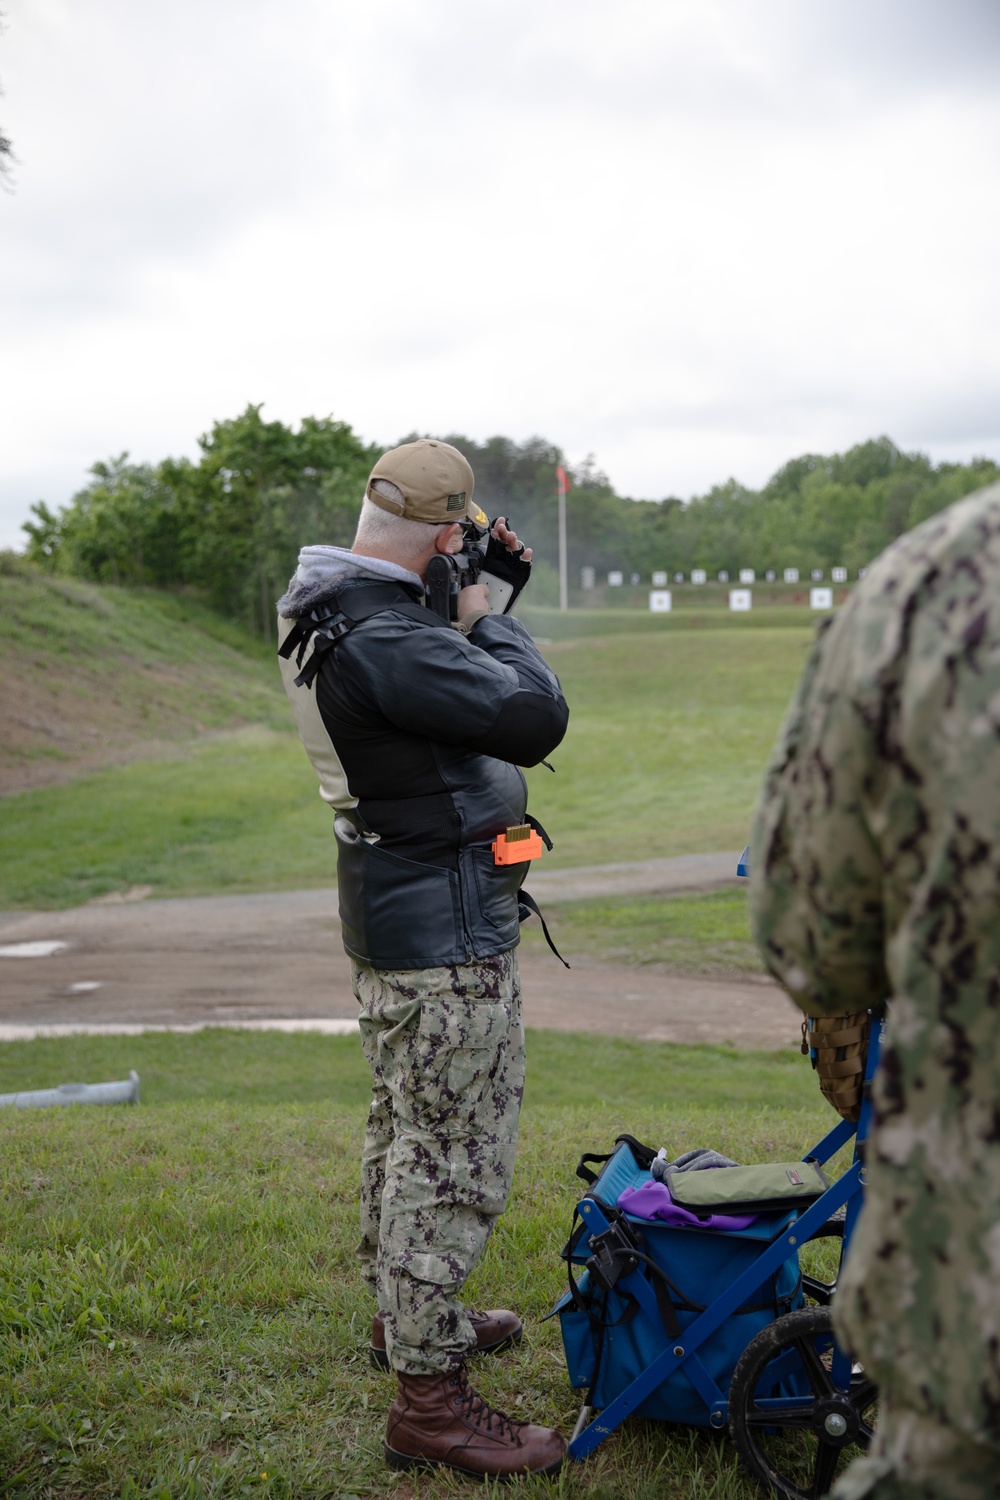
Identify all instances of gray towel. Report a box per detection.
[651,1146,740,1181]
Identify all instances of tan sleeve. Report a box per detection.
[276,615,358,810]
[452,609,491,635]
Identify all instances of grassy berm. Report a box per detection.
[0,1029,840,1500]
[0,557,288,797]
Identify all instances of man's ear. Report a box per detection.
[434,523,463,556]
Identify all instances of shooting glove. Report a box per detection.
[482,524,532,612]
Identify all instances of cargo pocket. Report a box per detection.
[408,993,519,1216]
[399,1250,466,1289]
[335,815,465,968]
[410,993,510,1127]
[461,843,524,956]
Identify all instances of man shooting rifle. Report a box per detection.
[277,438,569,1480]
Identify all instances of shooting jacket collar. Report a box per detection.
[277,545,423,619]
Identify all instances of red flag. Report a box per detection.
[556,464,570,497]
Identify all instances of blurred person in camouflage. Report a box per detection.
[276,439,569,1480]
[750,478,1000,1499]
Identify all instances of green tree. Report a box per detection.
[23,456,181,586]
[179,405,376,639]
[23,407,377,638]
[641,438,999,581]
[22,419,1000,623]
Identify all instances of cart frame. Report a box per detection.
[567,1019,882,1461]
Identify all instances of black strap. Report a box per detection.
[336,582,423,619]
[561,1210,591,1293]
[575,1151,615,1188]
[558,1205,696,1394]
[277,617,305,662]
[613,1134,659,1170]
[340,585,446,633]
[585,1293,607,1410]
[291,620,348,688]
[574,1134,659,1189]
[631,1244,780,1320]
[526,813,553,850]
[513,819,562,962]
[518,889,569,968]
[562,1208,640,1328]
[277,614,323,666]
[582,1279,643,1410]
[278,584,442,689]
[626,1247,686,1337]
[642,1257,682,1340]
[560,1208,666,1405]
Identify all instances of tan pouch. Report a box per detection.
[802,1013,871,1122]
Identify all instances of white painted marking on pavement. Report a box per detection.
[0,941,70,958]
[0,1019,360,1041]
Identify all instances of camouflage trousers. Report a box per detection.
[832,1401,1000,1500]
[352,950,525,1376]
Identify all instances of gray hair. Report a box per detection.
[353,483,451,559]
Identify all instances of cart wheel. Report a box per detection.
[728,1306,877,1499]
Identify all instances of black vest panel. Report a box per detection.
[296,580,567,970]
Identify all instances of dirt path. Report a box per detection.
[0,858,801,1050]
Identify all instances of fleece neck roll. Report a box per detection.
[277,545,423,619]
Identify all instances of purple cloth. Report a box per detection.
[617,1180,758,1232]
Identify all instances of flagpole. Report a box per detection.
[557,466,568,612]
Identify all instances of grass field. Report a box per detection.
[0,597,815,907]
[1,578,839,1495]
[521,627,812,868]
[0,1029,838,1500]
[519,888,763,977]
[518,596,839,639]
[0,729,323,909]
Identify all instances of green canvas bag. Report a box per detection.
[665,1159,829,1215]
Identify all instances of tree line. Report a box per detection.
[23,408,377,641]
[22,408,999,634]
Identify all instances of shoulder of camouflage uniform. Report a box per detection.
[833,478,1000,689]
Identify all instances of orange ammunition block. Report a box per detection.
[492,824,545,865]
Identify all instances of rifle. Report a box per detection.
[425,516,533,622]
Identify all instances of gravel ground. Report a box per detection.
[0,854,800,1050]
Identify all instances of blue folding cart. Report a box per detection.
[556,1021,882,1499]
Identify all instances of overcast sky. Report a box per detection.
[1,0,998,548]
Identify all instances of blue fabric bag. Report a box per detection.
[554,1138,804,1427]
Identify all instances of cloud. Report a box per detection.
[0,0,998,547]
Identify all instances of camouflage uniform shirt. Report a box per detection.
[750,481,1000,1474]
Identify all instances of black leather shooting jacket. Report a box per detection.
[280,579,569,971]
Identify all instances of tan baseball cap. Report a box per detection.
[366,439,477,524]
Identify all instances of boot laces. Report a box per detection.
[449,1367,523,1440]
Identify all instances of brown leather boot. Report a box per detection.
[384,1364,566,1478]
[369,1307,522,1372]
